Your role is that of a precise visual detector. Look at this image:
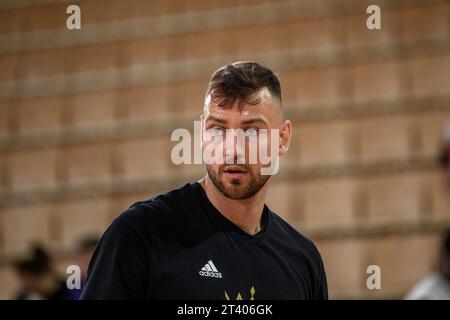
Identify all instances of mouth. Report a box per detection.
[223,166,247,179]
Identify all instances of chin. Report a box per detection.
[222,184,256,200]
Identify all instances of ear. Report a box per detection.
[278,120,292,157]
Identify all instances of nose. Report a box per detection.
[224,129,246,164]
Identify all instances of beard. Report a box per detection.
[206,164,270,200]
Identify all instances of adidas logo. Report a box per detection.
[199,260,222,278]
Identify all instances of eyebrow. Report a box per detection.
[205,115,269,127]
[241,118,269,127]
[205,115,228,124]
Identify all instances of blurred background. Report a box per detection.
[0,0,449,299]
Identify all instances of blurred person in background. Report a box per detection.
[65,236,98,300]
[13,245,72,300]
[405,122,450,300]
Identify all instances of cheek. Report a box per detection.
[256,134,274,156]
[209,163,220,171]
[202,137,221,151]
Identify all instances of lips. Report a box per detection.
[223,165,247,173]
[223,166,247,179]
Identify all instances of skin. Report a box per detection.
[199,87,292,235]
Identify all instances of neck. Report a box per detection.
[199,176,268,235]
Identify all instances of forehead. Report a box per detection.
[204,87,279,120]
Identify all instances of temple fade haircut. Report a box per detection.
[205,61,282,108]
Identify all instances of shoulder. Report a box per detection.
[129,182,193,216]
[109,183,195,238]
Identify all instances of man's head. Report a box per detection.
[201,61,291,200]
[13,245,53,294]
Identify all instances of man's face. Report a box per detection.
[201,88,290,200]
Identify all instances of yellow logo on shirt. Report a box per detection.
[225,286,255,300]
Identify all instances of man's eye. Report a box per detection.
[245,128,258,136]
[210,127,224,135]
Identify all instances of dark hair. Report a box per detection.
[14,245,51,275]
[206,61,282,107]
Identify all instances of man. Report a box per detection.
[81,61,328,300]
[14,245,72,300]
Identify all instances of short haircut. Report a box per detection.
[14,246,51,275]
[205,61,282,107]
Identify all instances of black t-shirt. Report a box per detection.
[80,182,328,300]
